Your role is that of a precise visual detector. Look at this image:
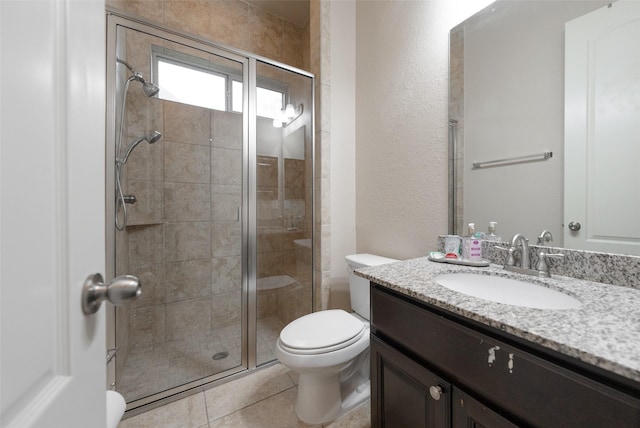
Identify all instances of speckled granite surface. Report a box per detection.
[437,236,640,289]
[356,257,640,384]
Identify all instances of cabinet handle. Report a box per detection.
[429,385,443,401]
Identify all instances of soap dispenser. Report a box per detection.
[462,223,482,261]
[486,221,502,242]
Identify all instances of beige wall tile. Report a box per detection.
[164,141,211,183]
[211,255,242,294]
[257,155,278,187]
[257,291,277,317]
[130,263,165,308]
[211,184,241,221]
[211,290,241,329]
[127,180,164,224]
[164,101,212,146]
[211,221,241,257]
[257,251,284,278]
[128,224,165,267]
[212,147,242,185]
[106,0,164,23]
[209,0,251,51]
[165,182,211,221]
[164,0,211,39]
[123,86,163,141]
[283,21,304,70]
[284,158,305,188]
[130,304,166,345]
[125,135,164,182]
[258,228,283,252]
[211,110,243,150]
[165,221,212,262]
[249,5,284,62]
[165,297,212,341]
[165,259,213,302]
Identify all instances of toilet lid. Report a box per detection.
[279,309,365,352]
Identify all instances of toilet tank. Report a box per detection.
[345,253,398,320]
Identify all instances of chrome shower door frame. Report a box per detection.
[105,9,315,414]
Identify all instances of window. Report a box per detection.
[157,60,226,111]
[152,46,287,119]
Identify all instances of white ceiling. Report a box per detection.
[246,0,310,28]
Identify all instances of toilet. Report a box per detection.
[275,253,398,424]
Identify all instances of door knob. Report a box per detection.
[82,273,141,314]
[568,221,581,231]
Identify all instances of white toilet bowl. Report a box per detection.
[275,309,370,424]
[275,253,398,424]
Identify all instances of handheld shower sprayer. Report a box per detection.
[117,131,163,166]
[115,131,162,231]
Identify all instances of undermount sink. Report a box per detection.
[435,273,582,310]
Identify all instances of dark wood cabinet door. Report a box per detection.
[452,388,518,428]
[371,335,450,428]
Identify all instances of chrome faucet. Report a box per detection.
[495,232,565,278]
[537,230,553,245]
[510,234,530,269]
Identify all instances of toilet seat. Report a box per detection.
[279,309,365,355]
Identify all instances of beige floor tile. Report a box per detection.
[208,388,318,428]
[119,392,208,428]
[204,363,295,422]
[326,400,371,428]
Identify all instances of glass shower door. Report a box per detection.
[111,22,247,405]
[255,60,314,366]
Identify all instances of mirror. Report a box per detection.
[448,0,640,254]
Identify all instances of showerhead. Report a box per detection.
[146,130,162,144]
[118,131,163,165]
[118,58,159,97]
[142,81,160,97]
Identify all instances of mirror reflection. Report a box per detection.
[449,0,640,255]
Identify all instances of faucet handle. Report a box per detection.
[494,246,516,267]
[536,251,565,277]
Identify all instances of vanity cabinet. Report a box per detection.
[370,284,640,427]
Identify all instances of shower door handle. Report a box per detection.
[81,273,141,314]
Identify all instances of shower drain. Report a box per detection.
[212,351,229,361]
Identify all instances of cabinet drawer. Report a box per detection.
[371,285,640,427]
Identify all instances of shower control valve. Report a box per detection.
[123,195,137,204]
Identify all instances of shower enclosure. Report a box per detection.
[105,12,314,410]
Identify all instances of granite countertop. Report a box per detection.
[356,256,640,384]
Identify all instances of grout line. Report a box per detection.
[205,384,298,424]
[201,390,211,427]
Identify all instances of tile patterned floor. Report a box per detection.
[118,363,371,428]
[119,316,286,402]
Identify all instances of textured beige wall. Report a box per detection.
[354,1,485,260]
[325,0,355,311]
[107,0,308,70]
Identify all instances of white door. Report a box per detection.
[1,1,107,427]
[565,0,640,255]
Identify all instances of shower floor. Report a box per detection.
[117,315,286,402]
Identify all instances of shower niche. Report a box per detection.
[106,13,314,410]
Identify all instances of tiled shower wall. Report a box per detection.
[109,0,317,396]
[124,104,244,344]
